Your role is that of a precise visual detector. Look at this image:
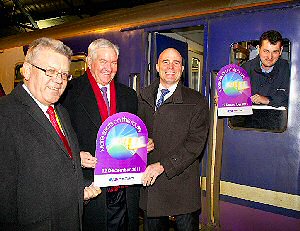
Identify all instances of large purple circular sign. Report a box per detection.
[94,112,148,187]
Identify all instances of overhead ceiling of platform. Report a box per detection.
[0,0,161,38]
[0,0,292,44]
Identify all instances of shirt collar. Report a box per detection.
[97,83,110,89]
[22,83,50,114]
[260,60,274,73]
[158,83,177,94]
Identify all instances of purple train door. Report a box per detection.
[149,33,189,86]
[206,4,300,231]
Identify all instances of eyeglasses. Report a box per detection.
[30,63,72,81]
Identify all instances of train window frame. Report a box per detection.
[228,106,288,133]
[190,57,201,92]
[227,38,291,133]
[70,53,87,79]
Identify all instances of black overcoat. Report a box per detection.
[138,79,209,217]
[61,73,140,230]
[0,84,83,230]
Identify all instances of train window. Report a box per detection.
[70,54,87,78]
[15,62,24,88]
[228,38,291,133]
[129,73,141,94]
[190,57,201,92]
[230,39,291,65]
[229,106,287,132]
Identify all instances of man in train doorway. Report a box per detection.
[139,48,209,231]
[61,38,149,231]
[242,30,290,107]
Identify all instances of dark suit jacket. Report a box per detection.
[0,84,83,230]
[61,73,139,230]
[138,79,209,217]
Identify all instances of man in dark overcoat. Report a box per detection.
[139,48,209,231]
[0,37,101,230]
[61,38,142,231]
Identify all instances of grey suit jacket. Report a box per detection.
[0,84,83,230]
[138,79,209,216]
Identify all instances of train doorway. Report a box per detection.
[146,24,213,230]
[146,25,205,93]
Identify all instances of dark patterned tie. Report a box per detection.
[47,106,73,158]
[156,88,170,109]
[101,87,110,115]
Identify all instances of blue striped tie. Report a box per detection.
[156,89,170,109]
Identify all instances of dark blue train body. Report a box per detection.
[1,1,299,230]
[58,2,300,230]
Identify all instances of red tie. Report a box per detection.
[47,106,73,158]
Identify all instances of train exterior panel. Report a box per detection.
[61,30,146,86]
[207,3,300,230]
[0,1,299,230]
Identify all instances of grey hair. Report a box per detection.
[88,38,119,61]
[25,37,73,63]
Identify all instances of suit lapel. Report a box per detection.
[164,82,183,105]
[13,84,71,158]
[140,79,159,109]
[116,83,121,112]
[77,75,102,128]
[115,83,130,112]
[140,79,184,107]
[55,104,78,159]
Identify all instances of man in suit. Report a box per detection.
[0,37,101,230]
[139,48,209,231]
[61,38,149,231]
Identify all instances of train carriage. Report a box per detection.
[0,0,299,230]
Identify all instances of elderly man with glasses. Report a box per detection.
[0,37,101,230]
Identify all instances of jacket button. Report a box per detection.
[172,158,177,161]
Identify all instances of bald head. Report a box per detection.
[158,48,182,61]
[156,48,184,88]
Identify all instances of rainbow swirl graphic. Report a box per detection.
[106,123,146,160]
[222,72,249,97]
